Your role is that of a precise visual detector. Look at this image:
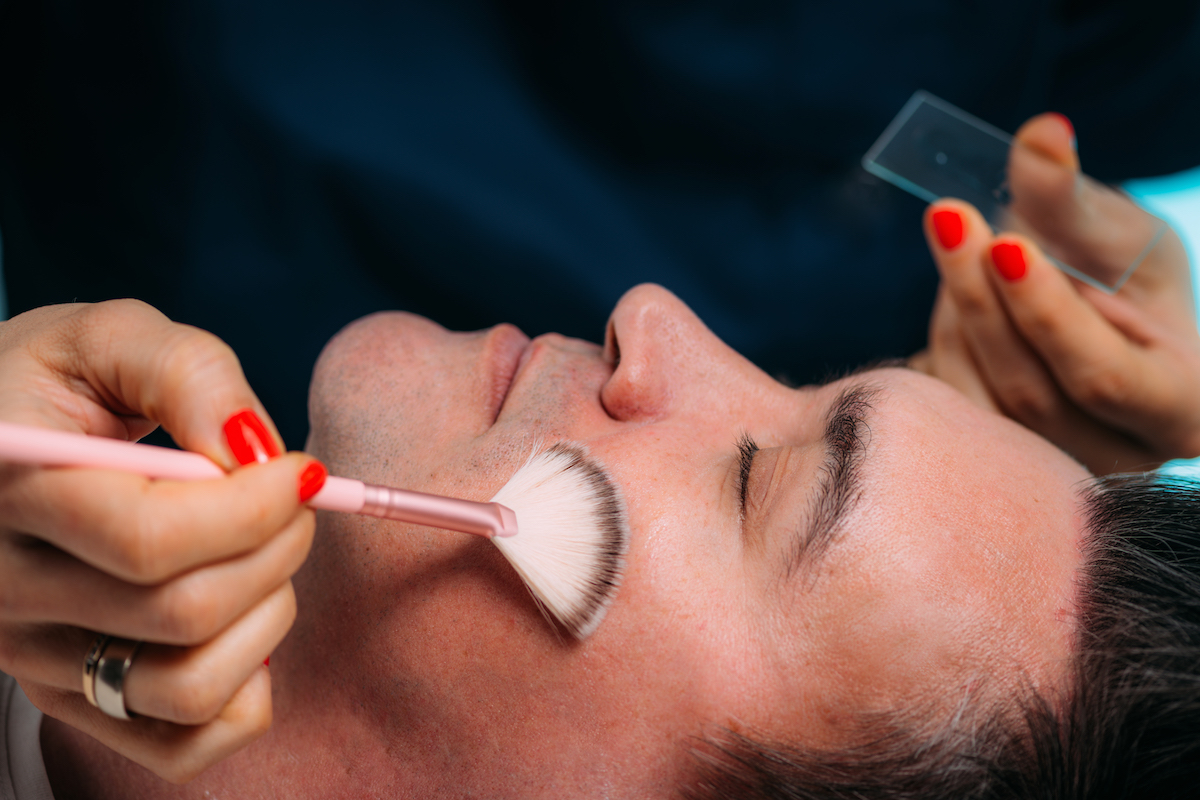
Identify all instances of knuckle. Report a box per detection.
[232,677,274,740]
[158,328,239,391]
[96,297,159,317]
[77,298,159,331]
[997,379,1059,426]
[153,675,272,782]
[117,507,172,583]
[1071,364,1132,413]
[1015,302,1071,346]
[150,751,214,785]
[155,580,221,644]
[949,282,992,319]
[68,300,161,355]
[168,668,229,724]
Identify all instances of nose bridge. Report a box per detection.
[601,284,736,421]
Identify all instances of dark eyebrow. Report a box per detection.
[786,383,879,581]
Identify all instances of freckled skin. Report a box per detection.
[54,286,1088,799]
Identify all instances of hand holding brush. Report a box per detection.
[0,300,624,784]
[0,419,629,640]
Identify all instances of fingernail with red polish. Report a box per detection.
[991,242,1028,281]
[298,460,327,503]
[224,409,282,466]
[1049,112,1076,150]
[931,209,965,250]
[264,657,270,668]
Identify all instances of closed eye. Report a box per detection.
[736,433,759,513]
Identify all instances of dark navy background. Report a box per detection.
[1,1,1198,448]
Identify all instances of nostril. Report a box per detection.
[600,359,669,422]
[603,319,621,368]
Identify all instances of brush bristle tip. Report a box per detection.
[489,442,629,640]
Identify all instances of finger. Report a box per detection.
[0,452,323,583]
[924,198,1050,411]
[925,201,1092,432]
[982,235,1154,424]
[0,582,294,724]
[1013,112,1078,171]
[24,665,274,784]
[986,235,1200,456]
[0,622,92,689]
[0,300,283,469]
[1087,227,1196,332]
[1006,114,1169,294]
[123,581,295,724]
[1004,113,1080,237]
[922,284,1001,413]
[0,509,314,645]
[907,348,932,375]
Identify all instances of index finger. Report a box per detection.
[983,233,1164,430]
[0,453,319,584]
[0,300,282,470]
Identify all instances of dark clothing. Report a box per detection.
[2,0,1198,448]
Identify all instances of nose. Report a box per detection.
[601,284,753,421]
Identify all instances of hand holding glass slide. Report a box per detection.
[864,91,1168,292]
[883,99,1200,474]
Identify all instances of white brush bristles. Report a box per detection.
[489,442,629,640]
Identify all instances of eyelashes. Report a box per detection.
[736,433,759,511]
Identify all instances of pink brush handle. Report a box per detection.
[0,420,515,538]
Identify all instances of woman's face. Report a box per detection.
[278,284,1086,795]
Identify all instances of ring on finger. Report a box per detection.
[83,634,143,720]
[82,634,110,708]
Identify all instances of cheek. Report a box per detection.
[583,432,770,718]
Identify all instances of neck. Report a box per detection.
[39,525,694,797]
[40,640,681,800]
[42,704,672,800]
[41,705,448,800]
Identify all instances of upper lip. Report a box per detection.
[486,326,531,424]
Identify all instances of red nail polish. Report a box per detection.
[298,460,327,503]
[991,242,1027,281]
[263,657,270,668]
[1049,112,1076,149]
[223,409,282,466]
[931,209,964,250]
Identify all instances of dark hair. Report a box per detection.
[681,474,1200,800]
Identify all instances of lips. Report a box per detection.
[484,324,532,424]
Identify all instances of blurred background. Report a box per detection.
[4,168,1198,360]
[0,1,1197,463]
[1125,167,1200,474]
[7,170,1200,323]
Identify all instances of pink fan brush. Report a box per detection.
[0,420,627,639]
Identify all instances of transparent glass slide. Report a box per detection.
[862,91,1167,292]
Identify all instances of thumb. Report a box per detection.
[1013,112,1079,171]
[16,300,281,471]
[1005,113,1081,237]
[1007,111,1164,291]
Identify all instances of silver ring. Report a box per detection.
[93,637,142,720]
[82,634,110,708]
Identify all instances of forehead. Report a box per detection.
[757,368,1088,728]
[817,369,1089,606]
[848,368,1090,519]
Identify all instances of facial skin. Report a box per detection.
[53,285,1088,798]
